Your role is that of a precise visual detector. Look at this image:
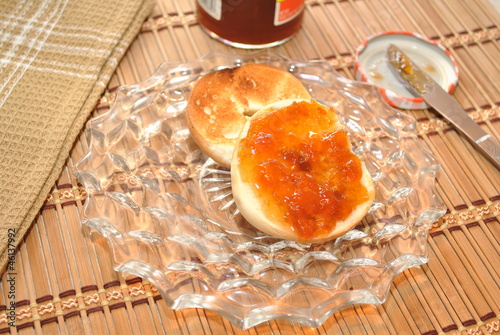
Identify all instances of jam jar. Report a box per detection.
[196,0,305,48]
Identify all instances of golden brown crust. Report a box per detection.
[187,64,311,168]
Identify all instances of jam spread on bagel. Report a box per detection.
[237,100,371,240]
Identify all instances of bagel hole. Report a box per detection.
[243,108,259,118]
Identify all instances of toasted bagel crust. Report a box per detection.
[231,99,375,244]
[187,64,311,168]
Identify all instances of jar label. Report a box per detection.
[197,0,222,20]
[274,0,304,26]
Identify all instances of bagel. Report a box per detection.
[187,63,311,168]
[231,99,375,244]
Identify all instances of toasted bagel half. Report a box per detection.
[187,64,311,168]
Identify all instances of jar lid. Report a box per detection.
[355,31,459,109]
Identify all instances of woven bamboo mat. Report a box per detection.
[1,0,499,334]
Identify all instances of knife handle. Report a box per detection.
[475,135,500,170]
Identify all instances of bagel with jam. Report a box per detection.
[231,99,375,244]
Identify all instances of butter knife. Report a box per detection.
[386,44,500,170]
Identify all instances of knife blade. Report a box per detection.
[386,44,500,170]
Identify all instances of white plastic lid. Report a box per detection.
[355,31,459,109]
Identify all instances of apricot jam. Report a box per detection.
[238,101,370,240]
[196,0,305,48]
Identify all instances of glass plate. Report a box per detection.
[75,50,445,329]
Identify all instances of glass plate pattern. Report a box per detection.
[75,51,445,329]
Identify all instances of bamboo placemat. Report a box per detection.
[1,0,499,334]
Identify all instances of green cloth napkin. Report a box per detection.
[0,0,155,272]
